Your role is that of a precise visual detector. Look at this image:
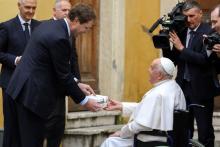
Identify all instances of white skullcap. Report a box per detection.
[160,57,175,76]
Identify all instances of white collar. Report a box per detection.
[53,16,57,20]
[18,14,31,25]
[187,24,200,34]
[153,79,171,87]
[64,18,71,37]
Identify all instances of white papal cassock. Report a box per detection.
[101,79,186,147]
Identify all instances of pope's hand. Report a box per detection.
[78,83,95,96]
[109,131,121,137]
[104,99,122,111]
[84,98,102,112]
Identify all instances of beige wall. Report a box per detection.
[0,0,54,128]
[0,0,18,22]
[0,0,54,22]
[123,0,160,102]
[35,0,54,20]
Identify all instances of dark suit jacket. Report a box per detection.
[0,16,40,89]
[71,37,81,80]
[163,23,218,103]
[208,47,220,96]
[6,19,86,119]
[47,19,81,118]
[50,18,81,80]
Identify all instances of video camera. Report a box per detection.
[148,2,187,48]
[204,31,220,50]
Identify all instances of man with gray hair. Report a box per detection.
[101,57,186,147]
[163,1,218,146]
[0,0,40,146]
[53,0,71,20]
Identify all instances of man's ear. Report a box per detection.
[158,72,164,80]
[17,2,21,9]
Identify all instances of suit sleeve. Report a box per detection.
[70,47,81,80]
[209,52,220,74]
[0,23,16,68]
[49,37,85,104]
[163,37,209,67]
[122,102,138,117]
[179,45,209,66]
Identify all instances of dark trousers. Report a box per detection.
[2,89,20,147]
[3,93,46,147]
[45,115,65,147]
[183,81,215,147]
[45,97,65,147]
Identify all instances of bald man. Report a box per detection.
[101,57,186,147]
[0,0,40,146]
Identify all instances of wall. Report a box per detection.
[123,0,160,102]
[99,0,125,100]
[0,0,54,128]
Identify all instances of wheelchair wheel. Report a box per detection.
[189,139,205,147]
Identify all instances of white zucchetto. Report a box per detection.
[160,57,175,76]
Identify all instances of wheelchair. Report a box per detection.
[133,109,205,147]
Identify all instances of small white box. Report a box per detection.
[88,95,108,108]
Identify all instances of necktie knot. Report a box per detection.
[23,23,29,32]
[189,30,195,36]
[23,22,29,27]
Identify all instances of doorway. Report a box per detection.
[68,0,100,111]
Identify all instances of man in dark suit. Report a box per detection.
[0,0,40,146]
[163,1,218,147]
[209,4,220,72]
[45,1,83,147]
[5,3,101,147]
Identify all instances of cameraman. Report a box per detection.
[211,4,220,58]
[208,4,220,95]
[163,1,218,146]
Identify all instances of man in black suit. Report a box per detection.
[5,3,101,147]
[209,4,220,70]
[45,1,83,147]
[163,1,218,146]
[0,0,40,146]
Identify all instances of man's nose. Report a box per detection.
[187,17,191,22]
[29,8,34,14]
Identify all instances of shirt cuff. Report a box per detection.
[80,96,88,105]
[14,57,19,65]
[206,50,212,57]
[74,77,80,84]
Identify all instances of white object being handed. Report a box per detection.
[87,95,108,108]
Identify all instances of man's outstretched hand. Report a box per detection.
[84,98,102,112]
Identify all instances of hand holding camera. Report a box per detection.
[203,32,220,50]
[169,31,184,51]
